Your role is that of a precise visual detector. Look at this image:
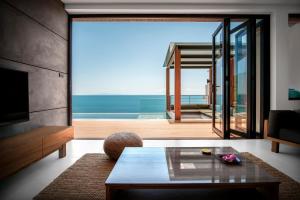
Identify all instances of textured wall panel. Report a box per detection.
[0,108,67,138]
[0,59,67,112]
[6,0,68,40]
[0,1,67,73]
[0,0,68,139]
[28,68,68,112]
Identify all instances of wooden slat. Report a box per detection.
[73,120,219,139]
[178,44,212,50]
[174,47,181,121]
[267,137,300,148]
[180,61,212,65]
[181,54,212,59]
[169,65,211,69]
[264,120,300,152]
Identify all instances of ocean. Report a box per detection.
[72,95,208,119]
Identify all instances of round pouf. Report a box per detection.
[103,132,143,160]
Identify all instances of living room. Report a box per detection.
[0,0,300,200]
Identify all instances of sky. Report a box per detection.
[72,22,220,95]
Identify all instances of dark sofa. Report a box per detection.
[267,110,300,153]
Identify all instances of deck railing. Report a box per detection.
[170,95,208,105]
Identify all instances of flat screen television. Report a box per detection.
[0,68,29,126]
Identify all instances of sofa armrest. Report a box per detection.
[264,119,269,138]
[268,110,297,138]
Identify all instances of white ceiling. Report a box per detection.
[61,0,300,4]
[62,0,300,14]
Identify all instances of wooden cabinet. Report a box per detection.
[0,126,74,179]
[42,126,73,157]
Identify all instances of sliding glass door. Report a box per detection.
[212,23,224,137]
[212,17,269,139]
[212,19,250,139]
[229,21,249,137]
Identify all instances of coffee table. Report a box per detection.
[105,147,280,200]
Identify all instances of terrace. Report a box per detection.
[71,42,216,139]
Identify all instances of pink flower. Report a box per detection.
[222,154,237,162]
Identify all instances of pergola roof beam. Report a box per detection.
[163,42,213,69]
[169,65,211,69]
[181,61,212,65]
[181,54,212,59]
[178,45,212,50]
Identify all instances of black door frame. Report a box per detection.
[227,19,253,138]
[248,17,257,138]
[68,14,270,139]
[257,18,270,138]
[212,18,231,139]
[211,16,270,139]
[228,17,269,139]
[212,21,225,138]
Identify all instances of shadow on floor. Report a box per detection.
[113,188,263,200]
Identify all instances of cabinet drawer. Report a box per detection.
[42,127,73,156]
[0,132,42,179]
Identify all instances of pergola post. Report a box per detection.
[166,67,170,111]
[208,67,212,105]
[174,47,181,121]
[163,43,214,122]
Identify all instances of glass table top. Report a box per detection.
[105,147,278,185]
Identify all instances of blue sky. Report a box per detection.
[72,22,220,95]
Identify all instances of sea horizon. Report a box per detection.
[72,94,207,96]
[72,94,208,119]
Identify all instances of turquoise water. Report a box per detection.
[72,95,208,119]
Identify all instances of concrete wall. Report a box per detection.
[0,0,68,138]
[287,23,300,109]
[271,11,300,110]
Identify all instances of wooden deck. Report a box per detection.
[72,120,219,139]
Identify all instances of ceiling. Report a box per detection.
[62,0,300,14]
[61,0,300,4]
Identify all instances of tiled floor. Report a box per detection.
[0,139,299,200]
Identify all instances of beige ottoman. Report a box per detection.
[103,132,143,160]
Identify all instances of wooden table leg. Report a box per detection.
[271,141,279,153]
[106,186,112,200]
[268,184,279,200]
[59,143,66,158]
[258,184,279,200]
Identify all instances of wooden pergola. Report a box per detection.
[163,43,213,121]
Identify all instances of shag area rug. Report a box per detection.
[34,153,300,200]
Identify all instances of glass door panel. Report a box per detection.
[229,22,248,136]
[212,24,224,136]
[215,30,223,132]
[212,17,268,139]
[212,18,265,139]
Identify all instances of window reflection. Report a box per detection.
[165,147,270,183]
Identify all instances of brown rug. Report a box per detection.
[34,153,300,200]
